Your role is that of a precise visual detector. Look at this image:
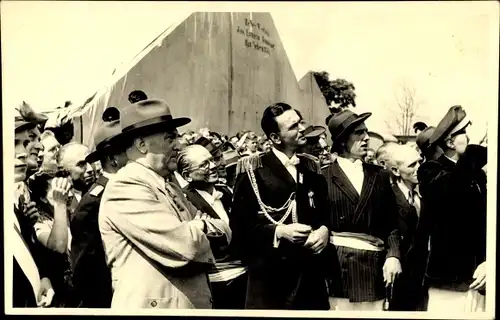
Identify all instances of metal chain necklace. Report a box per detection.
[245,162,297,225]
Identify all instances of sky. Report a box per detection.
[2,1,498,140]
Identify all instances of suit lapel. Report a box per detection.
[263,152,297,190]
[185,186,220,219]
[329,161,360,204]
[353,164,377,224]
[97,175,109,188]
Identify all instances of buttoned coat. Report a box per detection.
[99,161,231,309]
[231,152,341,310]
[321,161,401,303]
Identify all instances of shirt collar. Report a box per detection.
[272,147,297,167]
[337,156,363,168]
[396,179,420,200]
[444,155,458,164]
[101,171,115,180]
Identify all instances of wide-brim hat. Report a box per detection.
[194,136,225,155]
[15,117,38,133]
[303,125,326,139]
[85,107,125,163]
[120,99,191,140]
[327,109,372,144]
[429,105,470,147]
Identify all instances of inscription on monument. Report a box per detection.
[236,18,275,55]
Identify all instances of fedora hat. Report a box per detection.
[303,125,326,139]
[194,136,224,155]
[85,107,125,163]
[429,105,470,147]
[120,99,191,139]
[15,117,37,133]
[327,109,372,144]
[416,126,436,152]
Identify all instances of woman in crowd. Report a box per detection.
[29,171,79,307]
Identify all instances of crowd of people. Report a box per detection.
[12,90,487,312]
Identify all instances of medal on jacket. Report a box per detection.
[308,190,315,208]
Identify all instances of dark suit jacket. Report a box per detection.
[322,161,401,302]
[390,183,427,311]
[70,175,113,308]
[416,145,487,291]
[231,152,341,310]
[183,183,235,261]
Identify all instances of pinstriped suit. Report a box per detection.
[322,161,401,303]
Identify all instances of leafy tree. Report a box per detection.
[313,71,357,113]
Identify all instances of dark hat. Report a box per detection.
[327,109,372,144]
[303,125,326,139]
[416,126,436,151]
[85,107,124,163]
[120,99,191,139]
[222,149,240,167]
[194,136,222,154]
[429,105,471,147]
[15,117,37,133]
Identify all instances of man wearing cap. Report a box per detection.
[98,99,231,309]
[13,117,55,307]
[322,109,402,311]
[231,102,340,310]
[415,105,487,312]
[385,144,428,310]
[70,107,127,308]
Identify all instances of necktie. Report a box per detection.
[408,191,414,206]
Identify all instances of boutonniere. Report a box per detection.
[308,190,315,208]
[299,173,304,184]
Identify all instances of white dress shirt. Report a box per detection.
[445,155,458,164]
[336,156,364,195]
[271,148,300,248]
[272,147,299,182]
[196,189,230,224]
[101,171,115,180]
[396,180,421,217]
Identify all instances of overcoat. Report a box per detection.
[415,145,487,292]
[231,151,341,310]
[99,161,231,309]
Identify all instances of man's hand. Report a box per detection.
[37,277,54,307]
[470,261,486,291]
[383,257,402,286]
[276,223,311,244]
[51,177,72,205]
[303,226,329,254]
[23,201,40,225]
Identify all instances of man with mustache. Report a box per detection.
[322,109,402,311]
[231,102,337,310]
[385,144,427,310]
[99,99,230,309]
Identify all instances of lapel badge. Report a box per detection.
[299,173,304,184]
[308,190,315,208]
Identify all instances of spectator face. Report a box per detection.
[275,109,307,149]
[229,136,239,146]
[246,138,258,153]
[364,149,376,164]
[92,161,103,178]
[14,130,30,183]
[392,146,422,186]
[26,126,43,171]
[447,128,469,156]
[60,144,95,191]
[141,129,182,177]
[344,122,370,159]
[40,134,61,171]
[185,146,218,184]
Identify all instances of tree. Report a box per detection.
[386,83,421,136]
[313,71,357,113]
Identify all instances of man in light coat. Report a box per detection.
[99,99,231,309]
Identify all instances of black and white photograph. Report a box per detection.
[2,1,498,318]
